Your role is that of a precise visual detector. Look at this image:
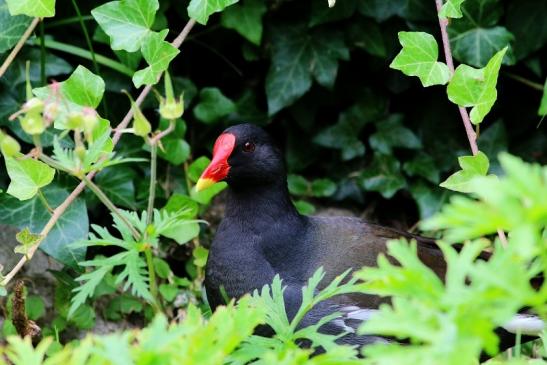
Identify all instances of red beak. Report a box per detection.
[195,133,236,191]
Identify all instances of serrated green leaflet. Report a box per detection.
[4,156,55,200]
[188,0,238,25]
[91,0,158,52]
[6,0,55,17]
[439,0,465,19]
[0,0,31,53]
[220,0,266,45]
[132,31,179,88]
[390,32,450,87]
[439,151,489,193]
[447,47,506,124]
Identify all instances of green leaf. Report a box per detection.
[447,47,506,124]
[4,156,55,200]
[157,137,190,165]
[0,184,88,266]
[193,87,236,123]
[409,181,450,219]
[6,0,54,17]
[160,220,200,245]
[309,0,356,27]
[132,30,179,88]
[539,79,547,116]
[188,156,211,183]
[91,0,158,52]
[220,0,266,45]
[359,154,406,199]
[190,181,227,205]
[33,66,105,129]
[26,295,45,321]
[193,246,208,268]
[287,174,309,196]
[506,0,547,60]
[293,200,315,215]
[346,19,386,58]
[357,0,405,22]
[187,0,238,25]
[311,179,337,197]
[439,0,465,19]
[14,227,42,256]
[153,257,171,279]
[439,151,489,193]
[159,283,178,302]
[390,31,450,87]
[266,24,349,114]
[95,166,137,210]
[403,153,440,184]
[369,114,422,154]
[448,0,513,67]
[0,0,31,53]
[163,194,199,218]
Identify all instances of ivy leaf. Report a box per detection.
[14,227,42,257]
[346,20,386,58]
[266,24,349,114]
[91,0,158,52]
[0,0,31,53]
[390,32,450,87]
[220,0,266,45]
[311,179,337,197]
[193,87,236,123]
[506,0,547,61]
[0,184,88,266]
[447,47,506,124]
[132,30,179,88]
[439,151,489,193]
[95,166,137,210]
[5,0,55,17]
[33,66,105,129]
[357,0,405,22]
[309,0,356,27]
[439,0,465,19]
[359,154,406,199]
[187,0,238,25]
[287,174,309,196]
[404,152,440,184]
[4,156,55,201]
[369,114,422,154]
[187,157,211,183]
[448,0,513,67]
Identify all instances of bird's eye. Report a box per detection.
[242,141,255,153]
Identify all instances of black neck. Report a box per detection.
[224,180,301,227]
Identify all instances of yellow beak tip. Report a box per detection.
[195,178,216,192]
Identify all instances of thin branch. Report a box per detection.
[434,0,507,245]
[504,72,544,92]
[435,0,479,156]
[0,18,41,78]
[0,19,197,287]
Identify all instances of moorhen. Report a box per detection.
[196,123,543,350]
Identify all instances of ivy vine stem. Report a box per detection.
[434,0,478,156]
[0,19,196,288]
[434,0,508,246]
[0,17,41,78]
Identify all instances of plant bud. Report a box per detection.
[44,102,60,121]
[20,112,45,135]
[67,112,84,130]
[23,98,45,114]
[0,134,21,157]
[134,111,151,137]
[159,95,184,120]
[82,110,99,137]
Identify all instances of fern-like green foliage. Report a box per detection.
[68,208,202,316]
[354,153,546,365]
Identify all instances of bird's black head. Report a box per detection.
[196,123,285,191]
